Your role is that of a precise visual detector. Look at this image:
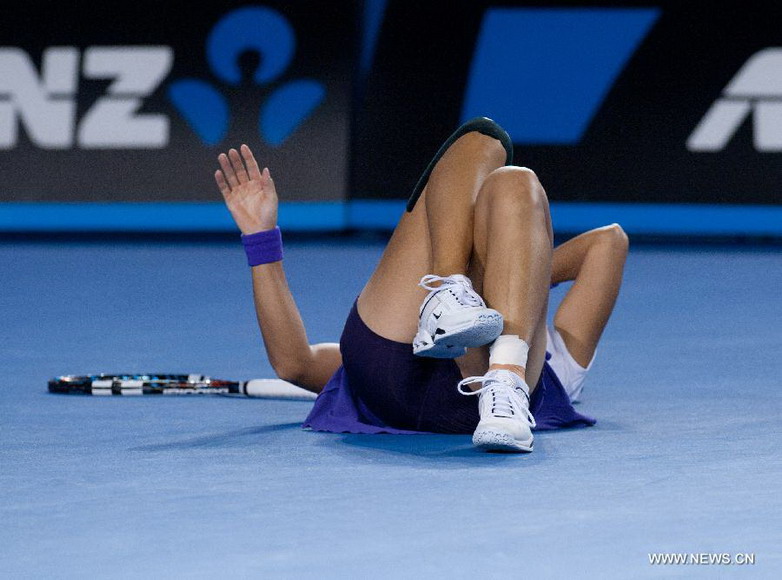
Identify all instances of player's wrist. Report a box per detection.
[240,224,276,235]
[241,226,283,266]
[230,204,277,236]
[236,215,277,236]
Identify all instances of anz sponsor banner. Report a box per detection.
[0,1,354,202]
[354,0,782,208]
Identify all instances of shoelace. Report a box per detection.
[458,375,536,427]
[418,274,482,307]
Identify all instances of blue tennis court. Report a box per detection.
[2,236,780,578]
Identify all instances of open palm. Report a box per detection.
[215,144,278,235]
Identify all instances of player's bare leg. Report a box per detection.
[455,166,553,452]
[457,167,553,387]
[357,131,507,343]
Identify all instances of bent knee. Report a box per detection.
[449,130,508,164]
[480,166,547,211]
[597,223,629,254]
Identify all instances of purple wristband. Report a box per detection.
[241,227,283,266]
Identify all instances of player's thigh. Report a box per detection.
[357,190,432,343]
[357,133,506,343]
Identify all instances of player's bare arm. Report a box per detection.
[215,144,341,393]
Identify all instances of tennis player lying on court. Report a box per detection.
[215,118,627,453]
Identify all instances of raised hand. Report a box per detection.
[215,144,278,235]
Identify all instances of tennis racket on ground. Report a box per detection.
[48,374,318,400]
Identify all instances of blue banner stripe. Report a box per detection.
[351,200,782,237]
[0,202,346,232]
[551,202,782,236]
[1,201,781,237]
[462,8,659,143]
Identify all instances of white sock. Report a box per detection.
[489,335,530,368]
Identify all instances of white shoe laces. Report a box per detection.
[458,374,536,427]
[419,274,482,307]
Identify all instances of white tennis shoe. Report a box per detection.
[412,274,504,358]
[458,369,536,452]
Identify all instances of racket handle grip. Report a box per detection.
[242,379,318,400]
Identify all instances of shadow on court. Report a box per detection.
[328,432,553,466]
[128,422,303,451]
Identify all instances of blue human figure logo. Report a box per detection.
[168,6,326,147]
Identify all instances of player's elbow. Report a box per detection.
[274,362,326,394]
[269,354,310,386]
[273,363,307,386]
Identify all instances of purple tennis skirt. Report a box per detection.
[303,301,596,435]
